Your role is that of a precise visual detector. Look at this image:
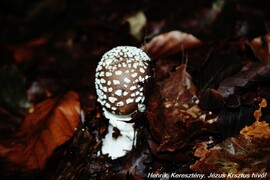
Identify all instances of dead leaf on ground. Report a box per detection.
[144,30,202,59]
[194,46,245,90]
[6,36,47,63]
[250,33,270,62]
[240,98,270,139]
[191,134,270,175]
[240,120,270,139]
[147,64,208,152]
[190,121,270,175]
[0,91,80,171]
[218,62,270,97]
[198,88,224,111]
[191,99,270,175]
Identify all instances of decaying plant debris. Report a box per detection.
[0,0,270,179]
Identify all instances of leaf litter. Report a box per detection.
[0,91,80,172]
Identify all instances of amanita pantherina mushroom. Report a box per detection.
[95,46,153,159]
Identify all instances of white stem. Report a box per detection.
[101,117,136,159]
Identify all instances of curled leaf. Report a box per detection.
[0,91,80,171]
[218,62,270,97]
[145,30,201,58]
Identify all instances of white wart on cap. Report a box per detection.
[95,46,152,118]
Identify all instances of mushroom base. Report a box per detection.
[101,118,137,160]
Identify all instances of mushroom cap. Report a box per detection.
[95,46,153,116]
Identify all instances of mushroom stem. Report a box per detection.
[103,108,134,122]
[101,117,136,159]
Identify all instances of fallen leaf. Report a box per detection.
[240,120,270,139]
[12,47,34,63]
[191,135,270,175]
[144,30,201,59]
[198,88,224,111]
[0,91,80,171]
[218,62,270,97]
[26,36,47,46]
[211,0,266,40]
[191,99,270,175]
[240,98,270,139]
[194,47,245,90]
[160,64,197,104]
[6,36,47,63]
[190,121,270,175]
[147,64,204,152]
[250,33,270,62]
[0,106,22,138]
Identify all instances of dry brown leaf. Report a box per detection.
[145,30,201,58]
[191,99,270,175]
[6,36,47,63]
[0,91,80,171]
[191,121,270,175]
[250,33,270,62]
[147,64,200,152]
[218,62,270,97]
[240,120,270,140]
[240,98,270,139]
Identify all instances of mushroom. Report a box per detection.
[95,46,153,159]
